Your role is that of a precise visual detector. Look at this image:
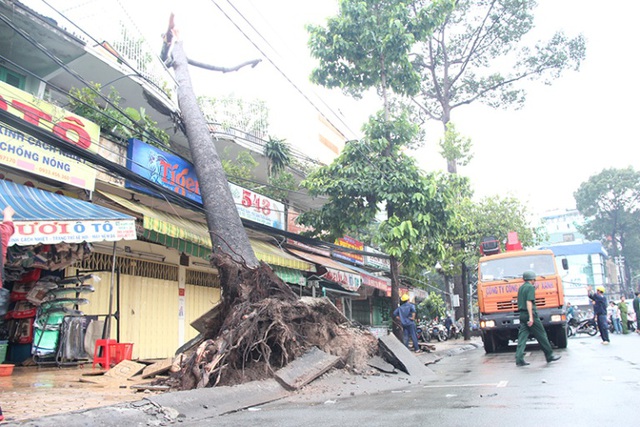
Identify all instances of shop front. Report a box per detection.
[0,179,136,366]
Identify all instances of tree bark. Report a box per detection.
[390,255,402,341]
[172,41,259,273]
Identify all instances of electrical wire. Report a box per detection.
[209,0,361,141]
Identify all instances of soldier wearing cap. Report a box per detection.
[515,270,561,366]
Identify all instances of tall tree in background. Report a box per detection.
[300,110,462,338]
[408,0,585,320]
[575,167,640,296]
[411,0,586,172]
[306,0,455,339]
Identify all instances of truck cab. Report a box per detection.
[477,234,568,353]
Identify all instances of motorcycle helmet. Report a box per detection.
[596,285,605,293]
[401,293,410,302]
[522,270,536,281]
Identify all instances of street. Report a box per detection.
[200,333,640,427]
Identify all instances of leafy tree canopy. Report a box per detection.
[307,0,455,99]
[417,291,447,321]
[411,0,586,125]
[574,167,640,285]
[300,107,464,268]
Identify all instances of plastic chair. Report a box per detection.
[92,339,117,370]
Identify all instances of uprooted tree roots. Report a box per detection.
[164,255,378,391]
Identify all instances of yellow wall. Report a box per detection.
[68,263,220,360]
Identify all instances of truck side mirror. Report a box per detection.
[562,258,569,270]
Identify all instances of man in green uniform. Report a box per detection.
[618,296,629,334]
[515,270,561,366]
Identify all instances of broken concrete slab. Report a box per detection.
[81,360,146,385]
[149,378,289,418]
[274,346,340,390]
[141,357,174,379]
[367,355,396,373]
[378,334,436,380]
[190,302,222,334]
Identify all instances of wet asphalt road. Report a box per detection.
[204,333,640,427]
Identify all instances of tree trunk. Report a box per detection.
[390,255,402,341]
[461,263,470,341]
[172,41,259,276]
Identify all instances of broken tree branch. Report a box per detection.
[187,58,262,73]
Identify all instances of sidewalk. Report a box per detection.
[2,337,482,426]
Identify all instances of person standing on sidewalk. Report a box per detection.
[588,285,610,344]
[608,301,622,334]
[515,270,561,366]
[633,292,640,334]
[393,294,420,353]
[618,296,629,334]
[0,205,15,423]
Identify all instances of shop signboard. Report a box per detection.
[364,245,390,271]
[0,81,101,153]
[286,208,330,256]
[360,271,390,292]
[333,235,364,266]
[386,286,410,298]
[0,121,96,190]
[323,267,362,292]
[9,219,136,246]
[126,138,285,229]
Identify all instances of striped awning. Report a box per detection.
[101,192,316,271]
[0,180,136,245]
[287,249,362,291]
[250,239,315,272]
[271,265,306,286]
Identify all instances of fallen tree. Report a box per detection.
[157,20,377,390]
[166,256,378,390]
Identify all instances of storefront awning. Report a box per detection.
[250,240,315,272]
[100,191,212,258]
[287,249,362,292]
[1,180,136,246]
[348,264,391,292]
[271,265,306,286]
[100,192,316,271]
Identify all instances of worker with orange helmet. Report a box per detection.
[587,285,610,344]
[393,293,420,352]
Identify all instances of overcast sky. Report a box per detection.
[27,0,640,217]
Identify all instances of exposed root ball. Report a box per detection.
[164,258,377,390]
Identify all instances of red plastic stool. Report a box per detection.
[92,339,117,370]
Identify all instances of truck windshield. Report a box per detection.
[479,254,556,282]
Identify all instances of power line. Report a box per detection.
[209,0,361,141]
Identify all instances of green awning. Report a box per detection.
[100,192,316,271]
[272,266,306,286]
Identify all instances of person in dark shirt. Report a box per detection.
[393,294,420,352]
[587,285,610,344]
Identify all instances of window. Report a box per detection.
[0,66,26,89]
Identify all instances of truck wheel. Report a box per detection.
[483,332,496,353]
[554,326,568,349]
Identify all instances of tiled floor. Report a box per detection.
[0,363,156,423]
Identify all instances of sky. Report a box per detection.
[25,0,640,217]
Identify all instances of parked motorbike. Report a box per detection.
[448,322,462,340]
[418,322,448,342]
[567,316,598,337]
